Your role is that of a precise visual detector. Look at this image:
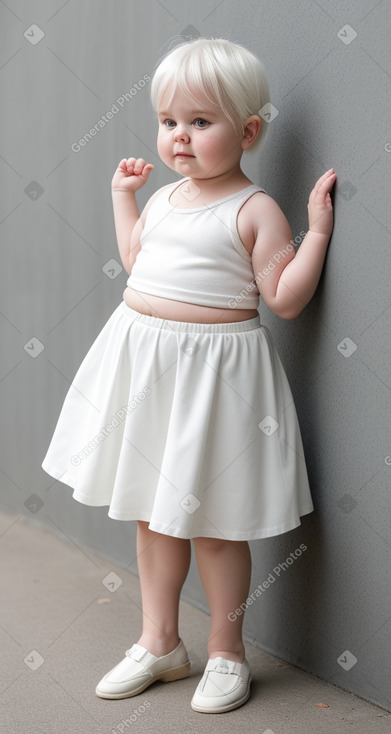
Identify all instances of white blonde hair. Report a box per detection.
[150,37,270,152]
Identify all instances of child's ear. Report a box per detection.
[241,115,262,150]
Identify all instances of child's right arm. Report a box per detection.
[111,157,154,274]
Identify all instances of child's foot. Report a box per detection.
[135,634,181,658]
[95,639,190,699]
[191,656,251,713]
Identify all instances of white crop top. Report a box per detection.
[127,178,266,309]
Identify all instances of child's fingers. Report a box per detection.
[142,164,154,176]
[118,157,139,173]
[314,169,336,193]
[117,158,129,172]
[310,171,336,204]
[115,158,154,185]
[319,167,335,179]
[134,162,154,179]
[128,158,152,175]
[129,158,144,174]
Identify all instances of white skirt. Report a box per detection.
[41,301,314,540]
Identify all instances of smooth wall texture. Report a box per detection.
[1,0,390,712]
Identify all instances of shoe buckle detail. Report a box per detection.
[125,644,146,662]
[208,659,236,674]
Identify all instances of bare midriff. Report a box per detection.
[123,286,259,324]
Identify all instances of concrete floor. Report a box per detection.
[1,510,390,734]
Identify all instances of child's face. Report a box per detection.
[157,88,244,180]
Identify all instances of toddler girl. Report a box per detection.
[42,37,336,713]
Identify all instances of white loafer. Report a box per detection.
[95,639,190,699]
[191,656,251,713]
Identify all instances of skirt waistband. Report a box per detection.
[120,301,261,334]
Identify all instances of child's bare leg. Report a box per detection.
[193,537,251,663]
[136,521,191,657]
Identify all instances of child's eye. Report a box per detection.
[164,119,176,128]
[193,118,209,128]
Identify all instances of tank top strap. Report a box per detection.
[229,186,266,262]
[230,185,266,222]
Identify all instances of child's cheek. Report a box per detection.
[199,134,221,157]
[157,134,169,158]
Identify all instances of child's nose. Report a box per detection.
[174,125,190,143]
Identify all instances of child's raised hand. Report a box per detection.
[112,157,154,193]
[307,168,337,238]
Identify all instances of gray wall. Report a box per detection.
[1,0,390,712]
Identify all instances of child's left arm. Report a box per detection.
[251,169,337,319]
